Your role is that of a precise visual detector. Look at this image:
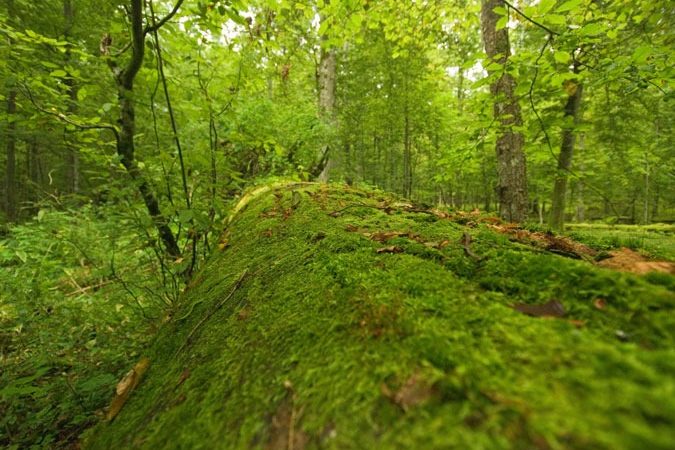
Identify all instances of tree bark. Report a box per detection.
[480,0,528,222]
[64,0,79,194]
[4,0,17,221]
[550,80,583,230]
[403,106,412,198]
[106,0,181,257]
[315,5,337,182]
[5,89,17,222]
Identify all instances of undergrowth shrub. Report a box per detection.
[0,205,181,448]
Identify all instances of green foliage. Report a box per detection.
[0,204,181,448]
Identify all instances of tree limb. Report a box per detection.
[503,0,559,37]
[144,0,185,34]
[21,83,121,144]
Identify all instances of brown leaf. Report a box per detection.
[176,368,191,389]
[106,357,150,421]
[377,246,403,254]
[344,224,359,232]
[265,391,307,450]
[594,298,607,310]
[512,300,565,318]
[381,371,435,412]
[568,319,586,328]
[369,231,407,242]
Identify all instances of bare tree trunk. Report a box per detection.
[403,108,412,198]
[480,0,528,222]
[550,79,583,230]
[316,42,336,182]
[104,0,182,257]
[5,89,17,222]
[64,0,79,194]
[4,0,17,221]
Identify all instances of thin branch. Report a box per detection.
[144,0,185,34]
[20,83,120,144]
[504,0,559,37]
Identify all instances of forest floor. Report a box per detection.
[78,183,674,450]
[2,183,674,449]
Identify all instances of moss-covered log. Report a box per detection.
[84,184,675,449]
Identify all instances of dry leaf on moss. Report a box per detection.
[106,357,150,421]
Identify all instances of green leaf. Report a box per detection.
[577,22,605,36]
[557,0,584,13]
[496,16,508,31]
[544,14,566,26]
[15,250,28,263]
[632,45,653,64]
[49,69,67,77]
[537,0,556,15]
[554,51,570,64]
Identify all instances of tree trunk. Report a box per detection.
[550,80,583,230]
[64,0,79,194]
[107,0,180,257]
[4,0,17,221]
[480,0,528,222]
[316,24,336,182]
[403,107,412,198]
[5,88,17,222]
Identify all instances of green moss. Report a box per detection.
[83,184,675,450]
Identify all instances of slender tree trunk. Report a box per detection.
[403,108,412,198]
[480,0,528,222]
[4,0,17,221]
[105,0,180,257]
[550,80,583,230]
[5,89,17,222]
[64,0,79,194]
[316,14,337,182]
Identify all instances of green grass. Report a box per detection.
[82,184,675,450]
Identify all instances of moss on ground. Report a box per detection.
[83,184,675,450]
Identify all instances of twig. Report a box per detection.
[174,269,249,357]
[504,0,559,37]
[20,83,120,144]
[144,0,185,34]
[461,233,482,261]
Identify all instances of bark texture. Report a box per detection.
[315,12,337,182]
[480,0,528,222]
[4,0,17,221]
[550,80,583,230]
[64,0,79,194]
[106,0,181,257]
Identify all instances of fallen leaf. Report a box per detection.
[381,371,435,412]
[594,298,606,310]
[377,246,403,254]
[265,392,307,450]
[512,300,565,318]
[106,357,150,421]
[369,231,407,242]
[344,224,359,232]
[176,368,190,389]
[568,319,585,328]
